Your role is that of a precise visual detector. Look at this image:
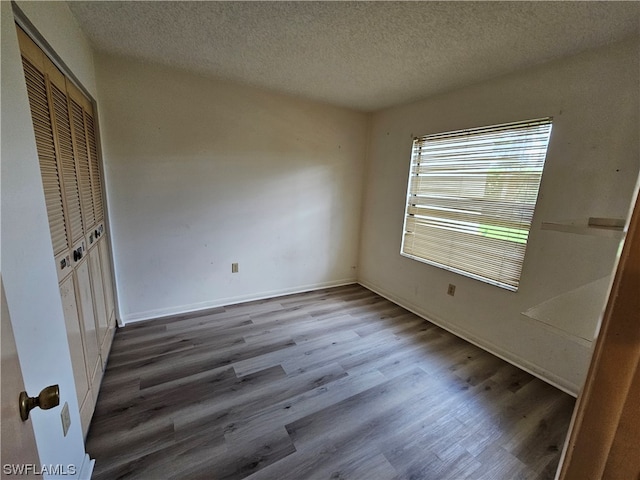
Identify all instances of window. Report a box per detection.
[401,118,552,291]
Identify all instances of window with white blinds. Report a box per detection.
[401,118,552,291]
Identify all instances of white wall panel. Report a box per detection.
[94,55,368,322]
[358,38,640,394]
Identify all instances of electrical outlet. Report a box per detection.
[61,402,70,436]
[447,284,456,296]
[231,263,239,273]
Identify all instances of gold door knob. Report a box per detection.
[19,384,60,421]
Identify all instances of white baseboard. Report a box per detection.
[358,279,580,397]
[121,278,358,325]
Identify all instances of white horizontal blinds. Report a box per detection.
[51,83,84,243]
[21,57,69,255]
[71,99,96,229]
[402,118,552,290]
[85,113,104,222]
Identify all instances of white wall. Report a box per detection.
[94,54,368,323]
[358,38,640,395]
[1,2,98,476]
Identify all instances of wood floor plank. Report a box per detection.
[222,367,389,445]
[86,284,574,479]
[233,329,362,377]
[284,368,432,450]
[139,336,295,389]
[173,362,349,437]
[322,452,399,480]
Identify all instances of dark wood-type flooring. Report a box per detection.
[86,284,575,480]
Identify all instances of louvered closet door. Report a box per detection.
[18,26,95,427]
[88,249,108,361]
[74,259,103,406]
[20,46,71,281]
[47,63,89,272]
[18,25,116,438]
[67,82,111,370]
[59,275,92,424]
[51,82,84,244]
[86,112,104,223]
[69,91,96,238]
[98,236,116,368]
[68,82,105,249]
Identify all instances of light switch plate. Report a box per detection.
[61,402,70,436]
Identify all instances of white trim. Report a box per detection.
[121,278,358,325]
[357,278,580,397]
[76,454,94,480]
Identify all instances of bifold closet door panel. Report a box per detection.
[59,274,91,409]
[85,112,104,224]
[99,237,116,327]
[49,61,88,270]
[50,79,84,245]
[89,248,109,354]
[17,24,114,437]
[78,388,95,438]
[21,57,67,253]
[60,272,96,436]
[98,237,116,368]
[69,93,96,236]
[67,82,104,244]
[19,48,71,283]
[74,259,101,380]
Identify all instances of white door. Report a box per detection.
[1,280,41,479]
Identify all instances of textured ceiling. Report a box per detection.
[67,1,640,112]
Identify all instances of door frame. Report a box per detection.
[556,180,640,477]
